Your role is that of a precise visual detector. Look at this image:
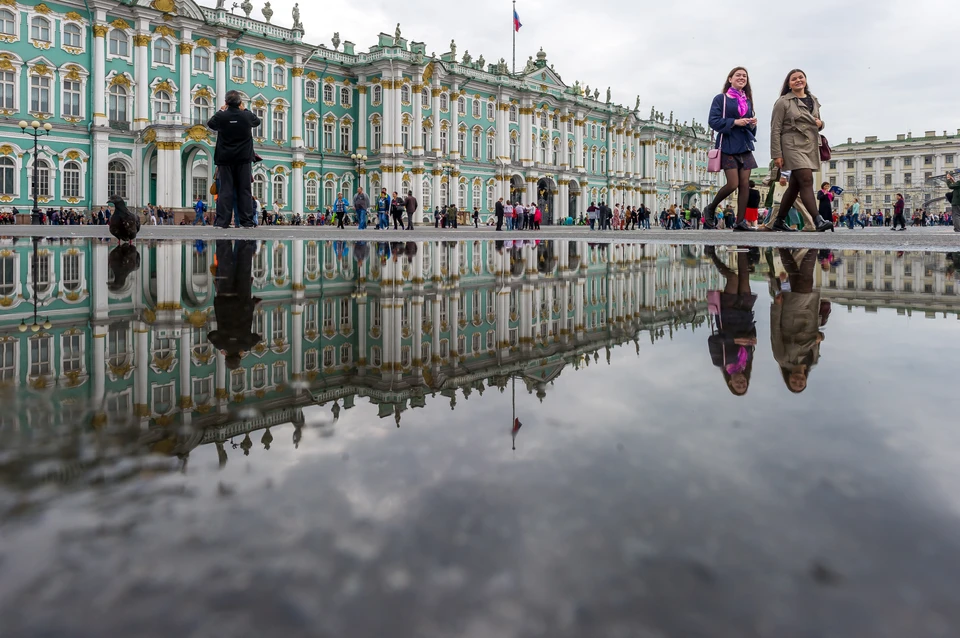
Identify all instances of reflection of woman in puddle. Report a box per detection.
[705,247,757,396]
[771,248,828,393]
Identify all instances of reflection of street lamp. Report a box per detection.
[18,237,51,332]
[19,120,53,225]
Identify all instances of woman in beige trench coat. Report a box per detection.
[770,248,824,393]
[769,69,833,232]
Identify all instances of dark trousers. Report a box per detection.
[496,213,503,230]
[406,213,414,230]
[393,212,403,229]
[893,212,906,229]
[337,212,345,228]
[215,162,253,228]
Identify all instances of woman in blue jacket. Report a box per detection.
[705,67,758,232]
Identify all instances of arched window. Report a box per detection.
[252,173,266,202]
[401,121,410,151]
[439,93,448,111]
[273,108,285,142]
[440,181,448,206]
[472,129,481,160]
[590,147,597,173]
[599,153,606,174]
[63,23,82,48]
[305,180,318,209]
[305,118,317,148]
[340,87,351,107]
[458,182,467,209]
[194,47,210,72]
[230,57,244,79]
[509,105,517,123]
[457,128,466,156]
[472,99,481,118]
[421,87,429,108]
[509,134,518,162]
[552,114,559,129]
[63,160,81,198]
[272,174,285,206]
[192,95,210,123]
[540,112,547,128]
[107,160,128,199]
[486,182,495,211]
[339,121,351,152]
[272,66,284,87]
[108,84,127,122]
[323,82,333,102]
[472,182,481,209]
[0,156,14,195]
[153,38,172,65]
[400,84,410,103]
[553,138,560,166]
[304,80,316,100]
[423,180,431,209]
[540,138,547,164]
[154,90,173,114]
[0,9,14,35]
[372,84,382,104]
[323,180,334,206]
[35,159,50,197]
[30,16,51,42]
[486,133,494,161]
[457,96,466,116]
[252,62,265,83]
[439,127,448,155]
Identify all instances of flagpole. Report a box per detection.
[512,0,516,75]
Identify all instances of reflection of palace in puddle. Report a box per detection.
[0,239,721,448]
[815,250,960,318]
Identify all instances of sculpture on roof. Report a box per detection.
[635,95,640,111]
[477,54,485,68]
[524,56,535,73]
[593,88,599,100]
[585,84,590,97]
[215,0,225,9]
[394,23,401,44]
[606,87,611,103]
[240,0,252,17]
[449,39,456,56]
[292,3,302,30]
[332,32,340,51]
[261,1,272,23]
[669,110,673,125]
[462,50,471,65]
[650,106,655,119]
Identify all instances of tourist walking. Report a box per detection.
[768,70,833,232]
[354,186,369,230]
[946,173,960,232]
[816,182,835,230]
[892,193,906,230]
[207,90,260,228]
[495,197,504,230]
[376,188,391,230]
[705,67,758,232]
[391,191,405,229]
[333,192,347,228]
[771,248,825,393]
[705,246,757,396]
[193,195,208,225]
[404,190,417,230]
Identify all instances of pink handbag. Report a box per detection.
[707,95,726,173]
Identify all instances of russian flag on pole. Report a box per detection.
[513,9,522,32]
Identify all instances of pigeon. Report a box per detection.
[107,244,140,293]
[108,194,140,243]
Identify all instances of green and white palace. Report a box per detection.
[0,0,718,222]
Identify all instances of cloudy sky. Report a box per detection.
[218,0,955,163]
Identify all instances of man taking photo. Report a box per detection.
[207,90,260,228]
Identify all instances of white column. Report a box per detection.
[216,38,227,110]
[91,326,106,411]
[180,327,192,409]
[357,80,368,154]
[179,32,192,118]
[134,31,150,129]
[292,160,304,215]
[520,98,532,165]
[382,78,394,160]
[431,297,441,364]
[291,304,303,388]
[394,70,403,154]
[450,82,460,162]
[92,23,107,125]
[412,297,424,366]
[413,169,424,223]
[432,166,442,212]
[412,81,423,156]
[92,130,110,205]
[574,113,584,170]
[290,56,303,148]
[431,80,442,153]
[134,324,149,420]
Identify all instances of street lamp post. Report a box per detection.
[350,152,368,189]
[19,120,53,226]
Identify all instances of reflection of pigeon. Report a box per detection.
[108,244,140,292]
[108,194,140,243]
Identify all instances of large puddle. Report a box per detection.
[1,237,959,637]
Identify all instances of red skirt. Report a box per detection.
[745,207,759,223]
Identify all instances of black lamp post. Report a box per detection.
[19,120,53,226]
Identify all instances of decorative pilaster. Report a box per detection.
[290,60,303,147]
[178,34,193,118]
[412,81,423,157]
[291,159,305,215]
[92,24,107,126]
[133,33,150,127]
[449,81,460,162]
[357,80,368,153]
[215,42,228,111]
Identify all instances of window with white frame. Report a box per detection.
[370,345,381,368]
[304,79,316,100]
[340,121,351,153]
[154,38,172,65]
[322,121,334,149]
[458,182,467,209]
[62,77,82,117]
[252,173,266,201]
[372,123,381,152]
[0,9,15,36]
[153,89,173,115]
[251,365,266,389]
[323,180,334,206]
[273,361,286,385]
[230,56,244,79]
[509,105,517,122]
[107,160,128,198]
[323,82,333,102]
[439,93,448,111]
[421,87,429,108]
[486,102,495,120]
[192,377,211,405]
[252,62,265,84]
[194,47,210,72]
[305,118,317,148]
[35,159,50,198]
[192,95,211,123]
[322,346,334,368]
[472,182,481,208]
[63,22,82,48]
[30,75,51,114]
[339,344,351,365]
[0,340,14,381]
[30,336,51,377]
[509,135,518,161]
[0,69,14,109]
[109,29,129,56]
[458,96,466,116]
[61,333,82,373]
[440,127,448,154]
[0,156,12,195]
[272,174,285,205]
[340,86,351,107]
[305,349,318,371]
[230,368,245,392]
[62,160,80,197]
[272,66,284,87]
[486,134,494,161]
[400,84,410,103]
[471,130,481,159]
[305,180,318,208]
[486,183,495,210]
[271,307,285,342]
[108,83,127,121]
[62,253,81,292]
[0,255,15,296]
[401,122,410,151]
[31,16,51,42]
[272,108,285,142]
[472,98,481,118]
[457,128,466,156]
[423,180,431,209]
[253,106,265,137]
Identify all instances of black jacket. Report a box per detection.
[207,107,261,165]
[495,201,504,216]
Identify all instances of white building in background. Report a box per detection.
[822,129,959,215]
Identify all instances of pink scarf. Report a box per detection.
[726,88,749,117]
[725,346,749,375]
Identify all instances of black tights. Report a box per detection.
[710,167,751,223]
[776,168,819,224]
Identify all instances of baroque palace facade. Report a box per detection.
[0,0,717,222]
[0,238,717,436]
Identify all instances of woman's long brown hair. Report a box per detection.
[722,67,753,102]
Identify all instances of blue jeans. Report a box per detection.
[193,208,207,225]
[589,218,595,230]
[358,208,367,229]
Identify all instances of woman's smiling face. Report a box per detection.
[789,71,807,91]
[729,68,749,89]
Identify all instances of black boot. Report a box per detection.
[732,220,755,232]
[771,218,796,232]
[702,203,717,229]
[814,216,834,232]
